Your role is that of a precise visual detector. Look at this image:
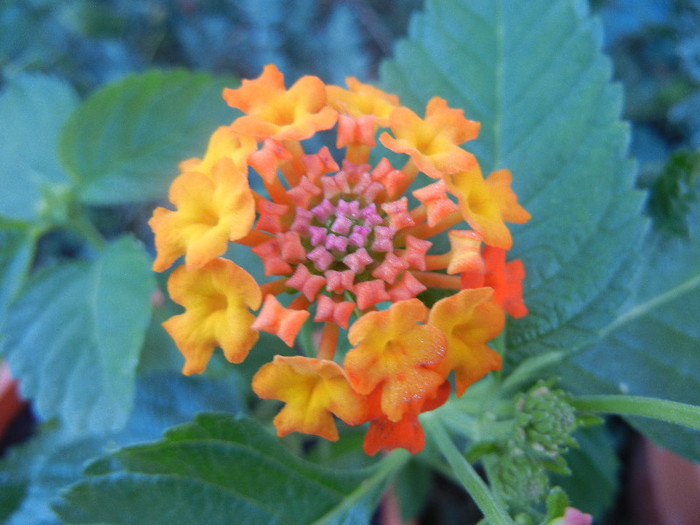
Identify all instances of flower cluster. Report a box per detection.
[149,65,530,455]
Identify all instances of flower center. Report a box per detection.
[252,159,429,313]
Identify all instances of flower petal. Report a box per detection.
[224,64,337,141]
[252,355,368,441]
[428,288,504,396]
[345,299,447,422]
[149,157,255,272]
[162,259,262,375]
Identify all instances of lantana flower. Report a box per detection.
[150,64,530,455]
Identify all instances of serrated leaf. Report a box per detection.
[380,0,646,361]
[59,70,235,205]
[0,74,79,221]
[2,236,155,434]
[54,414,404,525]
[0,372,244,525]
[560,190,700,460]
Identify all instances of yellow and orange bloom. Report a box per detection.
[428,288,505,396]
[345,299,447,423]
[149,157,256,272]
[380,96,480,178]
[252,355,367,441]
[162,258,262,375]
[150,65,530,454]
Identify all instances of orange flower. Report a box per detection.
[149,157,255,272]
[428,288,504,396]
[362,380,451,456]
[345,299,447,422]
[223,64,337,141]
[162,259,262,375]
[446,165,530,250]
[380,97,480,178]
[461,245,528,318]
[252,355,368,441]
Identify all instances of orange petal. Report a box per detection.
[447,230,484,275]
[427,288,504,396]
[253,355,368,441]
[162,259,262,375]
[224,64,337,141]
[251,294,309,347]
[345,299,447,422]
[466,246,528,318]
[363,410,425,456]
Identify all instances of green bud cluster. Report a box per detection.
[487,380,591,518]
[492,444,550,511]
[514,380,580,459]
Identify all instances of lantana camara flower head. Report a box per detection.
[149,64,530,455]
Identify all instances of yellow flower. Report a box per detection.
[326,77,399,126]
[162,259,262,375]
[428,288,504,396]
[380,97,480,178]
[446,165,531,250]
[149,157,255,272]
[252,355,368,441]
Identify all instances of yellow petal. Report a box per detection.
[428,288,504,396]
[163,259,262,375]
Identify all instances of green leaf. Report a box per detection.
[0,74,79,221]
[0,224,35,326]
[1,236,155,434]
[54,414,408,525]
[59,70,236,205]
[380,0,646,360]
[0,372,244,525]
[560,191,700,459]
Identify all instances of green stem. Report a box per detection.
[572,395,700,432]
[309,449,410,525]
[426,415,514,525]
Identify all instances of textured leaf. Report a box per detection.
[380,0,646,361]
[0,373,244,525]
[59,70,235,205]
[561,191,700,460]
[54,414,403,525]
[2,236,155,434]
[0,74,79,221]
